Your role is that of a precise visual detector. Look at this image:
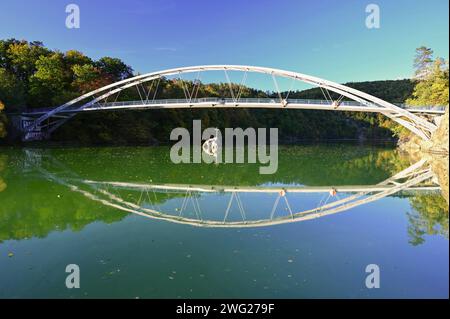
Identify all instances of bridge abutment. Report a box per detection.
[9,115,48,142]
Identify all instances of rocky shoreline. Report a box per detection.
[398,109,449,204]
[398,108,449,156]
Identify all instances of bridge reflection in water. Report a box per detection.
[29,150,440,228]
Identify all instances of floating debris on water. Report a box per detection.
[107,268,121,276]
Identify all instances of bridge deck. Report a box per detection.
[20,98,446,116]
[82,179,440,193]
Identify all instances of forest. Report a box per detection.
[0,40,448,144]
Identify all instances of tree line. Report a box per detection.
[0,40,448,144]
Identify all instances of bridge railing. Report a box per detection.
[21,98,447,114]
[394,104,447,111]
[93,98,446,110]
[92,98,369,108]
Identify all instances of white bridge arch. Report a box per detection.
[22,65,443,141]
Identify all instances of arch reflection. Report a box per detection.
[29,150,440,228]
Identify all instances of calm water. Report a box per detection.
[0,145,448,298]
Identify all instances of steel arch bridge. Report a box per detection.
[20,65,444,141]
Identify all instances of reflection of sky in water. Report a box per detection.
[135,191,367,222]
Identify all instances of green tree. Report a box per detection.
[0,39,20,69]
[413,46,434,80]
[29,53,68,107]
[0,67,25,111]
[64,50,93,68]
[72,64,102,92]
[95,57,133,81]
[5,40,50,83]
[407,58,449,106]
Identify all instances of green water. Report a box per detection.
[0,145,448,298]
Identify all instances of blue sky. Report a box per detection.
[0,0,448,88]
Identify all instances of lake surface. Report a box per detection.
[0,145,448,298]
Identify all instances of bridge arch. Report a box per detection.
[22,65,439,141]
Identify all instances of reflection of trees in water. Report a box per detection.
[406,155,449,246]
[407,193,449,245]
[0,146,447,244]
[0,180,125,243]
[0,176,181,243]
[46,145,409,187]
[383,151,449,245]
[404,154,449,246]
[0,154,6,192]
